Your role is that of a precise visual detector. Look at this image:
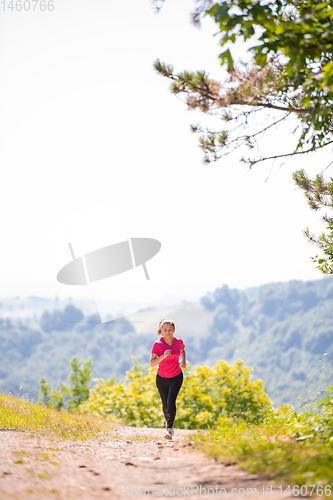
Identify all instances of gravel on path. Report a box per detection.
[0,425,291,500]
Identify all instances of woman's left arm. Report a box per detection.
[179,348,186,368]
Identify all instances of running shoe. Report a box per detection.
[164,428,173,440]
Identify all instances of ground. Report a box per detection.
[0,426,292,499]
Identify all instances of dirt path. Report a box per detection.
[0,426,291,499]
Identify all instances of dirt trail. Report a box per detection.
[0,426,291,500]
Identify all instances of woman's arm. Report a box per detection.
[150,351,171,367]
[179,348,186,368]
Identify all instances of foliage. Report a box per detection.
[154,0,333,270]
[80,357,271,428]
[66,357,92,411]
[194,390,333,486]
[38,357,92,412]
[293,170,333,273]
[38,378,68,411]
[316,382,333,437]
[0,394,112,440]
[80,357,162,427]
[0,282,332,406]
[155,0,333,165]
[40,304,84,333]
[199,279,333,404]
[0,306,136,402]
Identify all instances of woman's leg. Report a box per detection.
[156,374,170,422]
[166,371,183,429]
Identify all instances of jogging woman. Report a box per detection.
[150,318,186,440]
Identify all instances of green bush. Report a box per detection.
[79,358,271,428]
[38,357,92,412]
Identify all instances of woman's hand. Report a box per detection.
[179,348,186,369]
[150,350,171,367]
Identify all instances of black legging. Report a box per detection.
[156,371,183,429]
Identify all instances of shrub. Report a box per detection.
[38,357,92,412]
[80,358,271,428]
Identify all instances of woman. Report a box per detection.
[150,318,186,440]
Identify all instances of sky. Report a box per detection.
[0,0,332,311]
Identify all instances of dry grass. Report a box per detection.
[0,395,113,441]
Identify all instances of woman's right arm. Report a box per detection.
[150,351,170,367]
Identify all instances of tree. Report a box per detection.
[40,305,84,333]
[293,170,333,274]
[38,357,92,412]
[154,0,333,272]
[38,377,68,411]
[66,357,92,412]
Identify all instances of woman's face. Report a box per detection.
[161,323,175,341]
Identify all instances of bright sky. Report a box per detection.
[0,0,332,308]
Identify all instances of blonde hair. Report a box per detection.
[157,318,176,336]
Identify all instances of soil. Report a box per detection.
[0,426,291,500]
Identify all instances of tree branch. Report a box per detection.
[173,73,310,115]
[247,139,333,168]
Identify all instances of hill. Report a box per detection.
[0,276,332,405]
[197,277,333,404]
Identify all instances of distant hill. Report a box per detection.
[0,296,97,320]
[0,293,197,321]
[197,277,333,405]
[0,277,332,406]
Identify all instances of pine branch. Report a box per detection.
[245,140,333,168]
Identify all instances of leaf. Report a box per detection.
[212,3,229,22]
[219,48,234,70]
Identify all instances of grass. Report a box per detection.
[193,404,333,490]
[0,394,163,443]
[0,395,114,441]
[2,390,332,491]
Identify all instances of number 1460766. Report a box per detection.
[278,485,332,497]
[1,0,54,11]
